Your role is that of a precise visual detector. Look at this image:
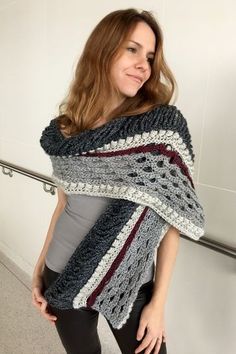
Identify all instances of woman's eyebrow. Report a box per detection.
[128,40,155,56]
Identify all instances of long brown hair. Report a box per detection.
[56,8,178,136]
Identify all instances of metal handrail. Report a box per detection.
[0,159,56,195]
[1,159,235,259]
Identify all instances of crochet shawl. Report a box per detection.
[40,104,205,329]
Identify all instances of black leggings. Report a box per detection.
[42,265,167,354]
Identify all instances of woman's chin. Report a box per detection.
[122,89,139,98]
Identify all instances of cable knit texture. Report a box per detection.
[40,104,205,329]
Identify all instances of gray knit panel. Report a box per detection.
[92,209,170,329]
[50,151,204,229]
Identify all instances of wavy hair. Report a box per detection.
[56,8,178,136]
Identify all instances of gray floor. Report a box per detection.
[0,251,121,354]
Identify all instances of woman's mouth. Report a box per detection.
[127,74,142,84]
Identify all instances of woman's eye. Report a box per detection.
[147,57,154,64]
[126,47,154,65]
[127,47,137,53]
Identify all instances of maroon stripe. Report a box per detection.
[84,143,194,189]
[158,144,195,189]
[86,206,149,307]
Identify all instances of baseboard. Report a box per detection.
[0,241,32,289]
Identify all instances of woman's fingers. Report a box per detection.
[32,287,44,308]
[32,287,57,323]
[162,329,167,342]
[40,301,57,323]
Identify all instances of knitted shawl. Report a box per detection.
[40,104,205,329]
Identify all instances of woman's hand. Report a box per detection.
[31,270,57,324]
[135,302,166,354]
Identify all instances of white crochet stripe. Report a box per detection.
[82,129,194,178]
[114,222,171,329]
[116,302,134,330]
[52,175,204,240]
[72,205,145,308]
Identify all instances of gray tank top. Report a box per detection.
[45,194,155,284]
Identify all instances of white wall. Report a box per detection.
[0,1,235,353]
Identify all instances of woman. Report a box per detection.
[32,8,205,354]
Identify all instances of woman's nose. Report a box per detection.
[135,56,149,71]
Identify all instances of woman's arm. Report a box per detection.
[150,225,180,310]
[32,187,67,323]
[32,187,67,277]
[134,226,180,352]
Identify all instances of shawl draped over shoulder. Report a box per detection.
[39,104,205,329]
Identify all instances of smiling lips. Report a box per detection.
[127,74,143,84]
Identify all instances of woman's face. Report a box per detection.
[110,21,156,103]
